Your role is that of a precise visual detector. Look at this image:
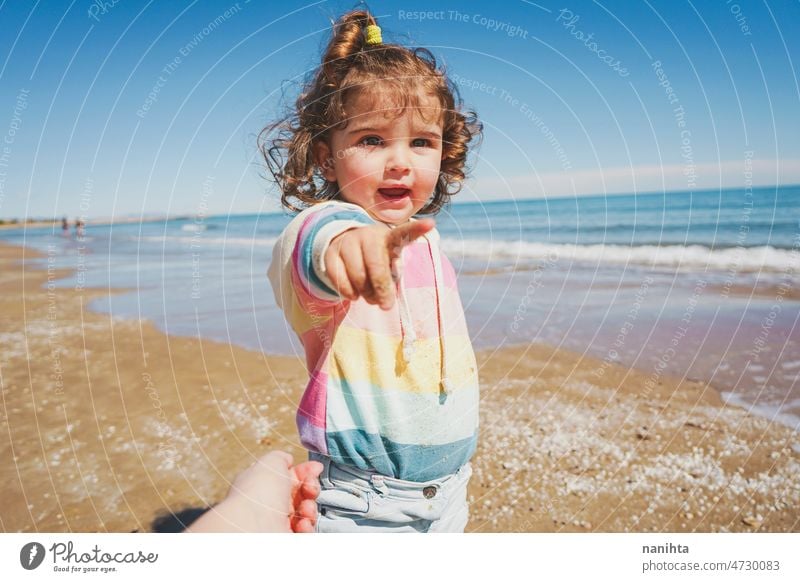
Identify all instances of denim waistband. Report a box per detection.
[310,451,472,501]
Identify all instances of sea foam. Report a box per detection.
[441,239,800,274]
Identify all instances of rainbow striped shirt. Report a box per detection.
[268,201,479,482]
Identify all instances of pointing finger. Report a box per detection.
[386,219,435,260]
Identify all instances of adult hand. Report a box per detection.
[185,451,323,533]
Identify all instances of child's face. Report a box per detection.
[315,92,444,225]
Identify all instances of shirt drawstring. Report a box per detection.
[428,233,453,397]
[395,229,452,399]
[397,273,417,362]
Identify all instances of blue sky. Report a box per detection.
[0,0,798,219]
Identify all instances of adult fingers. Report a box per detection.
[296,498,318,521]
[292,516,316,533]
[299,474,321,500]
[289,498,318,533]
[291,461,322,501]
[293,460,324,482]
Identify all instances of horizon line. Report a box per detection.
[2,182,798,223]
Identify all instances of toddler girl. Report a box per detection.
[264,9,482,533]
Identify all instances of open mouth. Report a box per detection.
[378,188,411,198]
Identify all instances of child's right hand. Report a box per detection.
[324,218,436,310]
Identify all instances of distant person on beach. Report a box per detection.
[75,218,85,239]
[264,10,482,532]
[185,451,323,533]
[61,217,69,236]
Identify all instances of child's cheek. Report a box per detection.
[349,158,379,185]
[421,158,442,189]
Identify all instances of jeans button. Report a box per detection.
[423,486,437,499]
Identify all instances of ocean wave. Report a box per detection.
[180,223,205,232]
[134,233,799,274]
[721,392,800,432]
[441,239,800,274]
[513,219,800,233]
[179,222,221,232]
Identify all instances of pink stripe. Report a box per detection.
[400,243,457,289]
[297,369,328,429]
[338,300,402,336]
[299,314,339,367]
[439,252,458,288]
[337,287,467,339]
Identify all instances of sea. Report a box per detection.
[4,186,799,431]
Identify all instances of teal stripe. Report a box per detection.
[300,210,373,297]
[327,376,479,445]
[326,429,478,482]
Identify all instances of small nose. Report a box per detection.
[386,141,410,173]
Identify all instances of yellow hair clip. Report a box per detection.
[364,24,382,45]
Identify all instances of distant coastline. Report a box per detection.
[0,214,196,230]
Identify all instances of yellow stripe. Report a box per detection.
[327,325,477,395]
[288,293,334,335]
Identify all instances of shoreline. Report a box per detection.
[1,240,798,532]
[0,216,197,231]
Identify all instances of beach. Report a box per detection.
[2,240,797,533]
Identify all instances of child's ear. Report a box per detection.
[313,140,336,182]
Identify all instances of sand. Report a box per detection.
[0,241,797,532]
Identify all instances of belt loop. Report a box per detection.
[312,452,333,488]
[370,474,389,496]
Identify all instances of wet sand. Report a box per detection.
[1,241,797,532]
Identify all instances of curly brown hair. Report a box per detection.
[259,9,482,215]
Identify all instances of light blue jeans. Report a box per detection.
[310,452,473,533]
